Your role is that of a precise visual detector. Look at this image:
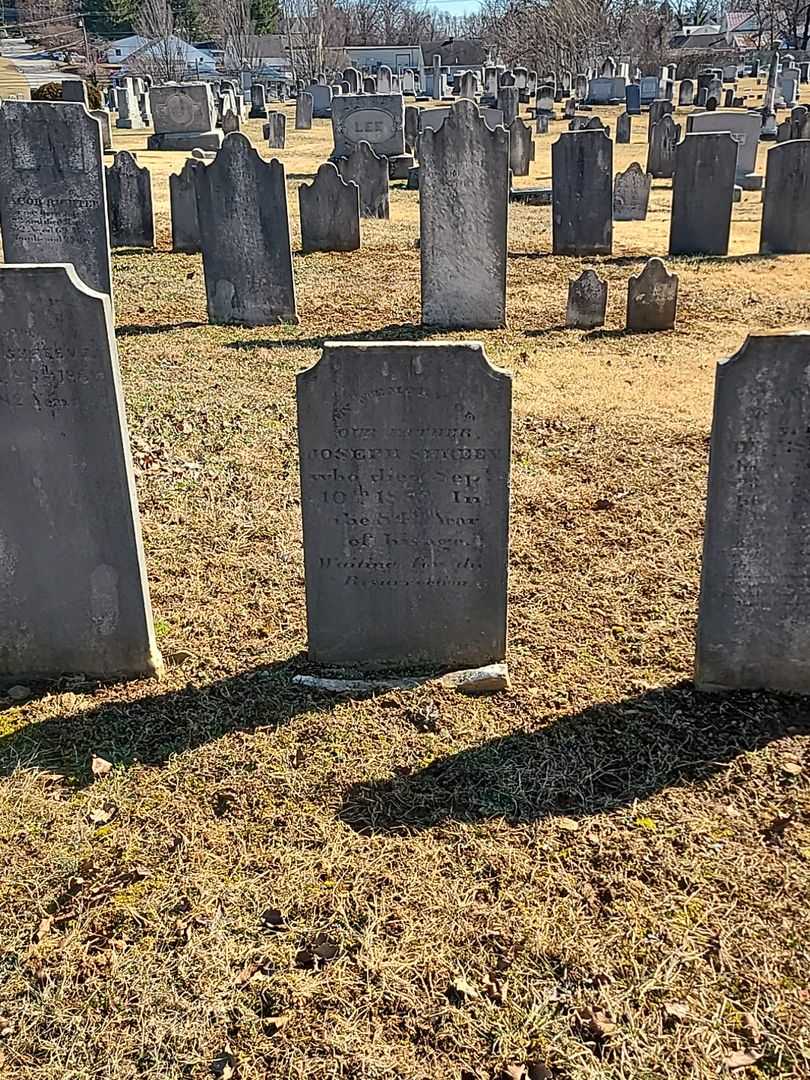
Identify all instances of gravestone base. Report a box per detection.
[116,117,146,130]
[510,186,552,205]
[737,171,763,191]
[147,130,223,151]
[388,152,415,180]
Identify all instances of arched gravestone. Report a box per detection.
[760,141,810,253]
[331,94,405,159]
[295,91,313,129]
[566,269,607,328]
[0,101,112,296]
[616,112,631,143]
[194,133,297,325]
[696,333,810,692]
[508,116,535,175]
[105,150,154,248]
[0,264,162,682]
[420,99,509,329]
[678,79,695,105]
[551,129,613,255]
[170,158,202,253]
[299,162,360,252]
[337,141,389,219]
[613,162,651,220]
[626,258,678,330]
[297,341,511,668]
[669,132,737,255]
[646,114,680,179]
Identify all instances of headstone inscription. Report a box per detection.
[566,269,607,329]
[194,133,297,325]
[105,150,154,248]
[613,162,651,220]
[551,129,613,255]
[0,264,162,682]
[297,341,511,668]
[420,99,509,329]
[337,141,389,219]
[331,94,406,159]
[646,114,680,178]
[148,83,222,151]
[626,258,678,331]
[669,132,737,256]
[299,162,361,253]
[760,141,810,253]
[0,101,112,297]
[170,158,202,253]
[696,332,810,692]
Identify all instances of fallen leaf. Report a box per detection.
[0,1017,13,1038]
[502,1066,525,1080]
[483,972,507,1004]
[663,1001,689,1023]
[448,975,479,1004]
[263,1012,290,1034]
[576,1006,617,1040]
[35,917,52,943]
[91,755,113,779]
[86,804,118,828]
[724,1047,763,1070]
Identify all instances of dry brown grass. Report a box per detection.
[0,86,808,1080]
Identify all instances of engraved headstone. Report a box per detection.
[249,82,268,118]
[0,264,162,682]
[264,111,286,148]
[170,158,202,253]
[566,269,607,329]
[616,111,631,143]
[310,83,333,118]
[646,113,680,178]
[626,258,678,331]
[669,132,737,255]
[552,129,613,255]
[686,110,763,189]
[696,333,810,691]
[760,141,810,253]
[613,162,651,220]
[647,97,673,139]
[497,85,519,124]
[420,99,509,329]
[331,94,405,158]
[0,101,112,296]
[337,140,389,219]
[296,91,313,129]
[508,115,535,176]
[105,150,154,248]
[115,78,145,129]
[297,341,511,667]
[299,162,361,253]
[194,133,297,325]
[625,83,641,114]
[148,83,222,150]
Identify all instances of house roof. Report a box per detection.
[668,30,728,50]
[421,39,488,66]
[725,10,754,32]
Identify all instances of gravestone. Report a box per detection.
[616,112,631,143]
[0,264,162,682]
[264,111,286,148]
[405,104,419,151]
[63,79,89,106]
[760,141,810,253]
[497,85,519,124]
[552,129,613,255]
[337,141,389,219]
[92,109,113,151]
[297,341,511,668]
[625,83,641,114]
[115,78,145,129]
[647,114,680,178]
[296,91,313,129]
[170,157,202,253]
[536,113,549,134]
[377,65,393,93]
[697,87,708,107]
[310,84,333,118]
[586,76,627,104]
[249,82,268,119]
[626,258,678,330]
[566,269,607,328]
[0,101,112,296]
[536,83,555,114]
[343,68,361,94]
[696,332,810,692]
[105,150,154,248]
[222,107,240,134]
[419,106,503,133]
[299,162,361,253]
[420,99,509,329]
[564,97,577,118]
[777,119,793,143]
[574,74,588,100]
[459,70,477,99]
[647,98,674,138]
[194,133,297,325]
[363,76,377,94]
[508,116,535,176]
[613,162,651,220]
[639,76,660,105]
[148,83,222,150]
[686,110,763,189]
[678,79,695,106]
[331,94,406,159]
[669,132,737,255]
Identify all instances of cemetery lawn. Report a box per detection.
[1,97,809,1080]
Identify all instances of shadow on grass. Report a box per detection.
[116,321,208,337]
[338,681,808,832]
[0,654,364,789]
[225,323,439,351]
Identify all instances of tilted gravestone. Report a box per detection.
[616,111,631,143]
[613,162,652,220]
[295,91,313,129]
[297,341,511,668]
[552,129,613,255]
[337,140,389,219]
[626,258,678,331]
[105,150,154,248]
[264,111,286,148]
[170,158,202,253]
[420,99,509,329]
[299,162,361,253]
[0,101,112,296]
[696,332,810,691]
[760,141,810,253]
[0,264,162,682]
[194,133,297,325]
[331,94,406,159]
[669,132,737,255]
[508,116,535,176]
[566,269,607,329]
[148,83,222,151]
[646,113,680,178]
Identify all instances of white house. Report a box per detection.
[105,35,217,75]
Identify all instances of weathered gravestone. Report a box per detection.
[696,332,810,691]
[115,79,145,129]
[0,101,112,296]
[296,91,313,129]
[62,79,89,106]
[497,85,519,124]
[552,129,613,255]
[92,109,113,152]
[459,70,477,99]
[170,158,202,253]
[508,116,535,175]
[420,99,509,329]
[194,133,296,325]
[222,107,240,134]
[616,111,631,143]
[148,83,222,150]
[336,140,389,219]
[686,110,763,189]
[760,141,810,253]
[678,79,695,106]
[669,132,737,255]
[404,104,419,151]
[363,76,377,94]
[310,84,333,118]
[299,162,361,253]
[536,113,549,134]
[105,150,154,248]
[626,257,678,330]
[566,269,607,328]
[249,82,268,119]
[0,264,162,682]
[331,93,406,160]
[647,98,674,139]
[297,341,511,667]
[264,111,286,148]
[625,83,641,114]
[646,113,680,178]
[613,161,651,220]
[564,97,577,119]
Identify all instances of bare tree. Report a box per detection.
[131,0,188,83]
[223,0,264,74]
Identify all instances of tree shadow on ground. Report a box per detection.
[0,654,369,789]
[339,681,808,833]
[225,323,441,352]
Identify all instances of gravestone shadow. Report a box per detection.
[117,321,208,337]
[225,323,438,351]
[339,681,807,834]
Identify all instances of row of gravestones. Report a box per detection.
[1,263,806,695]
[565,261,678,331]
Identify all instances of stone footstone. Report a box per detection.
[566,269,607,329]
